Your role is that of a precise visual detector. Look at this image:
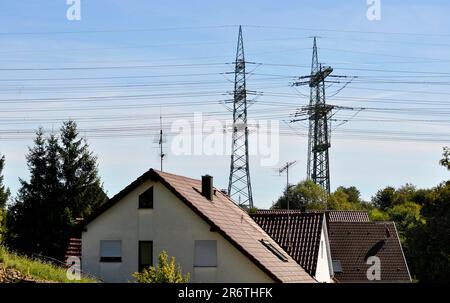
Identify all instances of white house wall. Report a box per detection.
[81,180,273,283]
[314,218,333,283]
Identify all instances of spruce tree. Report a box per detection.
[6,129,47,254]
[59,120,106,219]
[0,154,10,210]
[0,154,11,244]
[7,123,106,259]
[41,133,69,257]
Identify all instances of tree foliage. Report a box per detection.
[0,154,11,244]
[133,251,190,283]
[6,122,106,259]
[406,181,450,282]
[371,184,431,211]
[368,150,450,282]
[387,201,423,242]
[272,181,366,211]
[328,186,365,210]
[59,121,106,218]
[368,208,389,221]
[440,146,450,170]
[272,180,328,210]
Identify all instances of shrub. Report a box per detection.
[133,250,189,283]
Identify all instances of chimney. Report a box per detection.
[202,175,213,201]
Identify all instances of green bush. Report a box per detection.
[133,250,189,283]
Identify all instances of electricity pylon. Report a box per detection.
[294,37,333,193]
[296,37,332,193]
[292,37,355,194]
[228,25,253,209]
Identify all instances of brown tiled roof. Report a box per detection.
[250,211,324,276]
[256,209,370,223]
[255,209,304,215]
[326,210,370,223]
[155,170,315,283]
[80,169,315,283]
[64,237,82,262]
[327,222,411,282]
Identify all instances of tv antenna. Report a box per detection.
[278,160,297,248]
[156,112,166,171]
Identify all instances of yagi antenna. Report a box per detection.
[159,113,166,172]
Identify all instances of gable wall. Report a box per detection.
[81,179,273,283]
[314,218,333,283]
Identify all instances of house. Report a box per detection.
[327,221,411,282]
[77,169,315,283]
[251,210,333,283]
[251,210,411,283]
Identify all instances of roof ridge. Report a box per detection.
[155,170,275,241]
[152,169,203,183]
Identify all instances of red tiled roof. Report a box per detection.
[327,222,411,282]
[250,211,324,276]
[64,237,81,262]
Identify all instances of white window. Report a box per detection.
[100,240,122,262]
[194,240,217,267]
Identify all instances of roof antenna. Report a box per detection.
[159,110,166,171]
[278,161,297,249]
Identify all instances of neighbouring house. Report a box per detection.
[251,210,411,283]
[327,220,411,282]
[76,169,315,283]
[251,210,333,283]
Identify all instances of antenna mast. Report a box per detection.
[279,161,297,211]
[159,113,165,171]
[278,160,297,248]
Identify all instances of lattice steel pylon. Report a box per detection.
[294,37,333,193]
[228,25,253,209]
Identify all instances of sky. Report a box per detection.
[0,0,449,209]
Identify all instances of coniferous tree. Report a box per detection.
[0,154,11,244]
[59,121,106,219]
[7,123,106,259]
[41,133,69,257]
[6,129,47,254]
[0,154,10,210]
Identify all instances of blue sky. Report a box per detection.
[0,0,449,208]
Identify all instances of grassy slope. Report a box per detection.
[0,246,96,283]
